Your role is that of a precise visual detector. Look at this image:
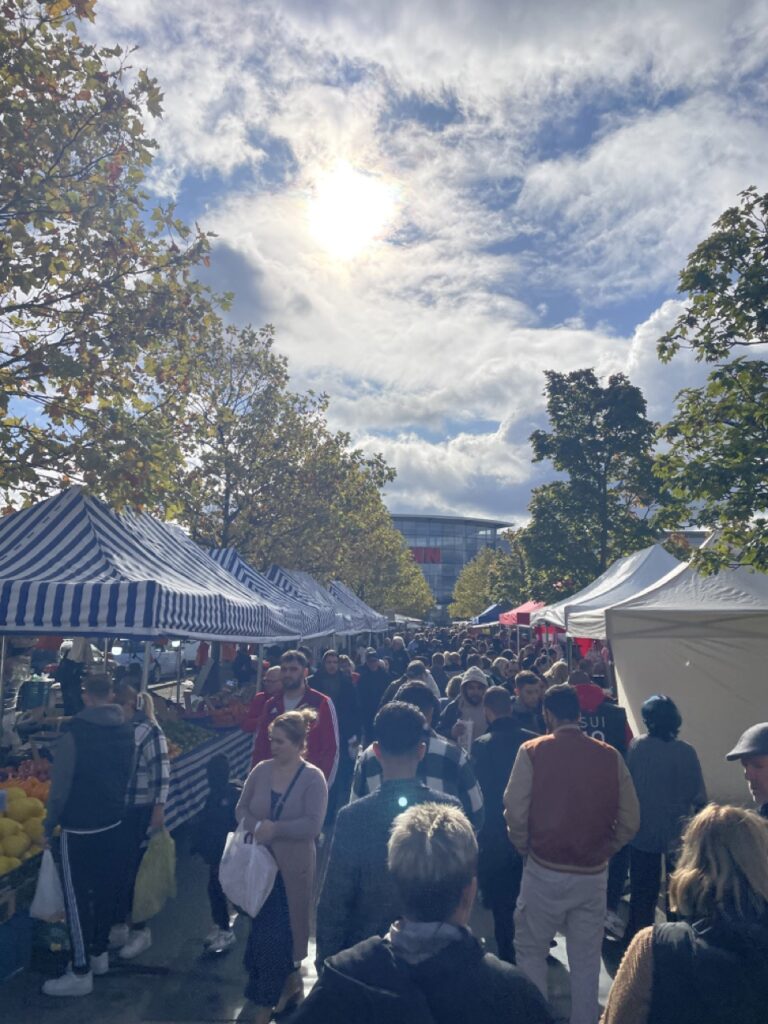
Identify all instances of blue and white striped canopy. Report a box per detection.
[266,565,356,635]
[0,488,315,642]
[209,548,335,639]
[329,580,388,632]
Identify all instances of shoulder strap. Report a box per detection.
[272,762,306,821]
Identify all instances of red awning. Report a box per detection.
[498,600,545,626]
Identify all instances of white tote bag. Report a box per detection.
[30,850,66,922]
[218,822,278,918]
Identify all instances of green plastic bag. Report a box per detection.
[132,829,176,921]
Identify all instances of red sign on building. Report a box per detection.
[410,546,441,564]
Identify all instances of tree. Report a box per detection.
[487,529,529,607]
[0,0,218,506]
[656,187,768,571]
[448,547,502,620]
[165,323,432,615]
[528,369,660,584]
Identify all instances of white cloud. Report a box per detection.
[86,0,768,518]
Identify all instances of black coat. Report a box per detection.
[191,781,241,865]
[294,931,553,1024]
[357,664,394,745]
[310,670,362,747]
[470,717,536,864]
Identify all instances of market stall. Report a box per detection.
[328,579,389,633]
[606,560,768,803]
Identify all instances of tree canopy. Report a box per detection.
[0,0,219,507]
[655,187,768,571]
[526,369,660,597]
[448,547,503,620]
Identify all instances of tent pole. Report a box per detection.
[140,641,151,693]
[103,638,109,675]
[0,636,6,733]
[256,645,263,691]
[175,643,182,706]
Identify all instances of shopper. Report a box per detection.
[725,722,768,817]
[602,804,768,1024]
[241,665,283,766]
[110,683,171,962]
[437,666,489,751]
[470,686,535,962]
[236,709,328,1024]
[504,684,640,1024]
[309,649,361,823]
[295,803,553,1024]
[251,650,339,785]
[357,648,393,746]
[625,696,707,941]
[191,753,241,953]
[352,681,484,832]
[42,674,135,997]
[316,702,459,968]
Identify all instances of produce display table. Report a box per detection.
[165,728,252,833]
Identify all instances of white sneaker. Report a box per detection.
[118,927,152,960]
[605,909,626,939]
[209,928,236,953]
[109,924,130,949]
[42,968,93,997]
[90,952,109,976]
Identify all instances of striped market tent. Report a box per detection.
[0,488,315,642]
[209,548,335,639]
[266,565,356,635]
[329,579,388,632]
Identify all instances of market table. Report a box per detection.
[165,727,252,832]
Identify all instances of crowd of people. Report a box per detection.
[37,626,768,1024]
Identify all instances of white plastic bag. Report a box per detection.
[218,822,277,918]
[30,850,65,922]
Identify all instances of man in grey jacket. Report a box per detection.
[315,701,459,971]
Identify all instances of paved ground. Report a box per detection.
[3,828,624,1023]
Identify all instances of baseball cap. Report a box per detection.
[365,647,378,657]
[726,723,768,760]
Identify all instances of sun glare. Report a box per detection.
[308,162,397,260]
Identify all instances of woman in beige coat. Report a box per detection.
[236,708,328,1024]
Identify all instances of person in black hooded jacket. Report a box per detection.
[293,803,552,1024]
[310,649,361,823]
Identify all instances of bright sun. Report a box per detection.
[308,162,398,260]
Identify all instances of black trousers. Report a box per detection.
[606,844,630,912]
[208,865,230,930]
[113,804,153,927]
[58,824,123,972]
[479,847,523,963]
[628,847,678,939]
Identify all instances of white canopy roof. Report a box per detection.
[531,544,680,634]
[564,545,681,638]
[606,561,768,802]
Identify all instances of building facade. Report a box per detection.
[391,514,510,609]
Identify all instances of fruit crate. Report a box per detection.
[0,911,33,983]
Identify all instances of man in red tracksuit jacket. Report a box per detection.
[252,649,339,786]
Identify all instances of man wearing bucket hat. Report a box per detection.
[726,723,768,818]
[437,665,489,752]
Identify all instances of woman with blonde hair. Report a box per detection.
[602,803,768,1024]
[543,660,569,686]
[236,708,328,1024]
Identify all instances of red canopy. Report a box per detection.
[498,600,545,626]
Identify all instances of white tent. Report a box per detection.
[565,545,681,638]
[606,561,768,803]
[531,545,680,634]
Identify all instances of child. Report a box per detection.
[192,753,241,953]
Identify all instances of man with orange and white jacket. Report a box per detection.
[504,683,639,1024]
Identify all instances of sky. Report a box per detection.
[91,0,768,524]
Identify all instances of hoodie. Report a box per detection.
[46,704,135,836]
[293,930,553,1024]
